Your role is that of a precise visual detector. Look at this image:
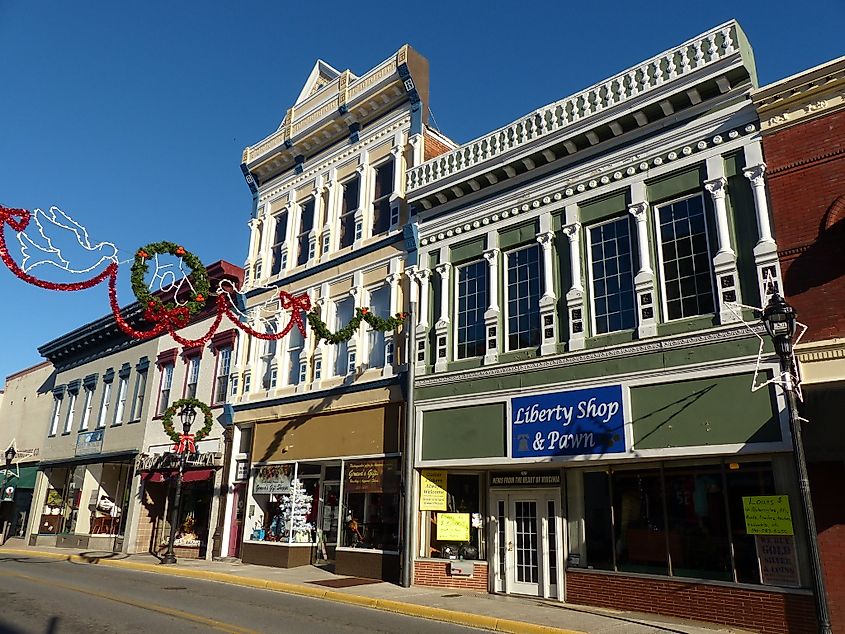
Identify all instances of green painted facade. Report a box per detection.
[421,403,506,460]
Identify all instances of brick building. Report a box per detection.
[754,56,845,632]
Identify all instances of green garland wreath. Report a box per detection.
[161,398,214,444]
[131,241,210,315]
[307,307,407,345]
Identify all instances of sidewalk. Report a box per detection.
[0,544,751,634]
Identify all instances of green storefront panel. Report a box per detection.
[421,403,506,460]
[631,372,781,449]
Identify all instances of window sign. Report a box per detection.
[511,385,626,458]
[742,495,794,535]
[755,535,800,587]
[75,429,104,456]
[253,465,292,494]
[436,512,470,542]
[420,470,447,510]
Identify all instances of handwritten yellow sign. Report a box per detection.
[420,470,447,511]
[437,512,470,542]
[743,495,794,535]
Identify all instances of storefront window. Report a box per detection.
[725,462,775,583]
[248,464,317,544]
[426,473,483,560]
[582,471,613,570]
[613,469,667,575]
[342,458,399,552]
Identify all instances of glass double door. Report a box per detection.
[492,490,562,599]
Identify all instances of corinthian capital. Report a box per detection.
[742,164,766,187]
[704,177,727,199]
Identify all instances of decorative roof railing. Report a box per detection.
[407,22,744,194]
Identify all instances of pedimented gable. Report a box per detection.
[294,59,347,106]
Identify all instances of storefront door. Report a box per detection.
[492,490,562,599]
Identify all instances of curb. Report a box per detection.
[0,548,582,634]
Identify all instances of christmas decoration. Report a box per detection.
[277,478,314,543]
[308,306,407,344]
[160,398,214,448]
[130,241,210,316]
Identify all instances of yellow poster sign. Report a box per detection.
[437,512,470,542]
[419,470,447,511]
[743,495,794,535]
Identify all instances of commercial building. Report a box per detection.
[405,22,816,633]
[30,261,241,559]
[754,56,845,632]
[227,47,452,580]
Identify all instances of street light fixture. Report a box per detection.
[2,446,16,500]
[761,293,831,634]
[160,403,197,565]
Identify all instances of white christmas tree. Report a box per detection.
[278,478,314,543]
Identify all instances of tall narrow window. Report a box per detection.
[63,391,77,434]
[49,394,62,436]
[339,176,359,249]
[334,298,354,376]
[456,260,488,359]
[506,245,542,350]
[287,322,304,385]
[297,199,315,266]
[270,210,288,276]
[185,356,200,399]
[113,377,128,425]
[261,319,278,390]
[157,364,174,416]
[367,286,390,368]
[79,387,94,431]
[215,347,232,404]
[130,370,147,421]
[371,159,394,235]
[97,381,111,428]
[657,194,714,320]
[589,217,636,334]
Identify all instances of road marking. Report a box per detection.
[2,569,260,634]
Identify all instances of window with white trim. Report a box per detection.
[656,194,714,320]
[505,244,542,350]
[456,260,487,359]
[371,159,394,235]
[261,319,278,390]
[130,370,147,421]
[296,198,315,266]
[242,371,251,394]
[63,391,77,434]
[49,394,62,436]
[215,347,232,404]
[367,286,390,367]
[334,298,354,375]
[80,387,94,431]
[97,382,111,428]
[588,217,636,334]
[157,364,173,416]
[185,356,200,399]
[270,210,288,276]
[339,176,359,249]
[113,377,128,425]
[287,322,304,386]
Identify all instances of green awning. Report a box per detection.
[15,466,37,489]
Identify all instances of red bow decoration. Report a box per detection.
[280,290,311,337]
[0,205,31,232]
[144,302,190,329]
[173,433,196,455]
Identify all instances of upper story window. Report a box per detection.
[367,285,390,367]
[656,194,714,321]
[270,210,288,276]
[215,347,233,404]
[49,394,62,436]
[185,356,201,399]
[371,159,394,236]
[297,198,315,266]
[262,319,278,390]
[113,376,128,425]
[157,364,174,416]
[97,380,112,428]
[334,298,354,376]
[130,369,147,421]
[339,176,360,249]
[80,386,94,431]
[505,244,542,351]
[287,323,304,386]
[588,217,636,334]
[456,260,488,359]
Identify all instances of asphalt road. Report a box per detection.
[0,555,487,634]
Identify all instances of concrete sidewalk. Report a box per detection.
[0,544,750,634]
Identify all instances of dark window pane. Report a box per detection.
[583,472,613,570]
[726,463,775,584]
[613,470,668,575]
[457,261,488,359]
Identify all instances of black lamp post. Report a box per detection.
[2,446,16,501]
[160,403,197,565]
[762,293,831,634]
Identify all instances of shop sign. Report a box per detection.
[344,459,399,493]
[135,452,222,472]
[510,385,626,458]
[743,495,794,535]
[419,470,448,510]
[75,430,104,456]
[755,535,800,587]
[436,512,470,542]
[490,470,560,488]
[253,465,292,494]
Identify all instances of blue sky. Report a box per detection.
[1,1,843,384]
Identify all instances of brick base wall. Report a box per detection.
[566,569,816,634]
[414,559,488,591]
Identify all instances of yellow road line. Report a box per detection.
[2,569,260,634]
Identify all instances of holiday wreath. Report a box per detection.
[131,241,210,316]
[307,306,407,344]
[161,398,214,445]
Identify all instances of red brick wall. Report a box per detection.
[423,131,453,161]
[809,461,845,632]
[763,108,845,342]
[566,569,816,634]
[414,559,488,591]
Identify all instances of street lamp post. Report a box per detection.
[762,293,832,634]
[160,404,197,565]
[2,446,16,545]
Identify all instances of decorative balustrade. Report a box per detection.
[407,22,740,193]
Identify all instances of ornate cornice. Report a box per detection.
[416,324,764,388]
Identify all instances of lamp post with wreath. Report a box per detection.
[160,398,214,566]
[761,292,831,634]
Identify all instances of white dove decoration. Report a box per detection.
[16,206,119,274]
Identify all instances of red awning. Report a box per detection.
[141,469,214,483]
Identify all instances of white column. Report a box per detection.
[743,163,774,244]
[742,162,782,303]
[536,233,555,299]
[354,153,369,246]
[535,232,558,355]
[434,262,451,373]
[435,263,451,326]
[390,145,403,197]
[629,202,652,275]
[482,248,500,364]
[564,223,582,292]
[324,170,340,255]
[704,164,741,323]
[245,218,260,285]
[563,221,585,350]
[483,249,500,312]
[628,201,658,338]
[416,268,431,329]
[408,133,424,167]
[704,177,734,256]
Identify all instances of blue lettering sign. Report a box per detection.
[511,385,626,458]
